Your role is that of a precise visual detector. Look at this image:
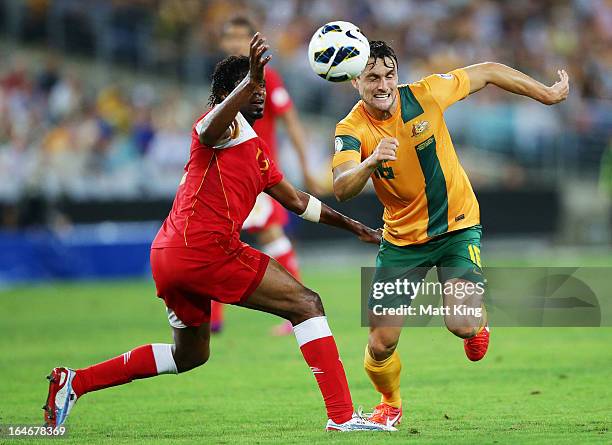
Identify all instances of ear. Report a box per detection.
[351,78,358,90]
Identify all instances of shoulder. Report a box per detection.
[409,69,470,97]
[197,112,258,150]
[334,103,367,153]
[396,83,428,121]
[336,101,366,136]
[403,78,427,97]
[193,110,212,134]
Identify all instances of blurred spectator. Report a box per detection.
[0,0,609,213]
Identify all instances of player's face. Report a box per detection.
[220,25,252,56]
[352,56,398,114]
[240,81,266,122]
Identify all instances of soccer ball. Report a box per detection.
[308,21,370,82]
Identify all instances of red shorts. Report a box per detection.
[242,193,288,233]
[150,237,269,327]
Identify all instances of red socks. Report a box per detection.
[69,320,353,425]
[275,249,300,280]
[293,316,354,424]
[263,237,301,281]
[210,301,224,328]
[72,344,177,397]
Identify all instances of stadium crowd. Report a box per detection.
[0,0,610,208]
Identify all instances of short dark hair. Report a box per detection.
[208,55,250,106]
[222,15,257,36]
[368,40,398,69]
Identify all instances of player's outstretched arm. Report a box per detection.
[266,178,381,244]
[199,33,272,146]
[463,62,569,105]
[332,137,398,202]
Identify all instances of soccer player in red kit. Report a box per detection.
[210,16,319,334]
[42,34,395,432]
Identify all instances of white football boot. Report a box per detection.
[43,367,78,427]
[325,413,397,431]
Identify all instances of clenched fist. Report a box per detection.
[540,69,569,105]
[366,137,398,168]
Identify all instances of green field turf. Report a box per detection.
[1,267,610,444]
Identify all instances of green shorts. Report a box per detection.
[369,225,484,309]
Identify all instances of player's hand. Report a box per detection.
[357,226,383,245]
[366,137,398,168]
[249,32,272,85]
[541,69,569,105]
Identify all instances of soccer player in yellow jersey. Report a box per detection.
[332,41,569,427]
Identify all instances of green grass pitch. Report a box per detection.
[1,266,610,444]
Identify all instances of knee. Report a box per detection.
[291,288,324,324]
[368,334,398,361]
[174,345,210,373]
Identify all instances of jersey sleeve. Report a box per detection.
[265,68,293,117]
[266,158,284,188]
[332,123,362,169]
[261,140,284,188]
[421,68,470,112]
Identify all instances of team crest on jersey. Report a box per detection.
[436,73,453,80]
[334,137,344,152]
[411,120,430,137]
[256,148,270,173]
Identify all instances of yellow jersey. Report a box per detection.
[332,69,480,246]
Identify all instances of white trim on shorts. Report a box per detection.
[166,307,188,329]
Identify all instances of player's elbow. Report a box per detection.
[334,192,349,203]
[333,187,345,202]
[333,181,353,202]
[198,130,215,147]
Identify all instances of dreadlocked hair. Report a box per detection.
[368,40,398,69]
[208,55,250,107]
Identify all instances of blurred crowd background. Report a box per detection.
[0,0,610,244]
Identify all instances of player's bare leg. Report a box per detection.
[171,323,211,372]
[211,226,301,336]
[443,278,489,361]
[238,258,395,431]
[43,322,210,426]
[364,313,405,427]
[256,224,302,336]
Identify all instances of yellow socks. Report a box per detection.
[475,304,488,335]
[364,345,402,408]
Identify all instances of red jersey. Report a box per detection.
[253,66,293,162]
[152,111,283,248]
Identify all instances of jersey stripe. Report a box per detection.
[415,136,448,236]
[336,134,361,152]
[399,85,424,123]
